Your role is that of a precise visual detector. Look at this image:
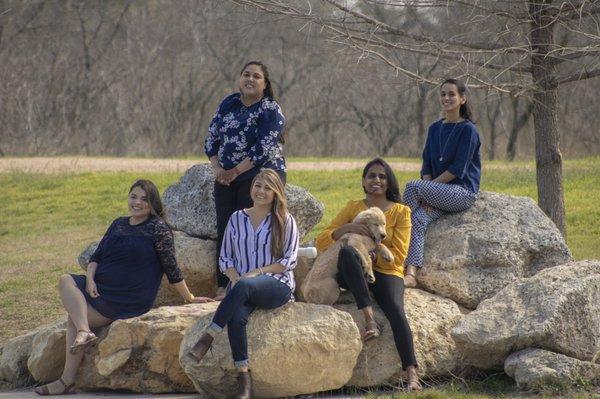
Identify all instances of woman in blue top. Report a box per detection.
[34,180,212,396]
[187,169,299,399]
[403,78,481,288]
[204,61,287,300]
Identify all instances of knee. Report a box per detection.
[58,274,73,291]
[230,279,252,297]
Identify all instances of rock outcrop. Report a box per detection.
[505,348,600,390]
[452,260,600,369]
[418,192,571,309]
[162,163,324,239]
[335,289,464,387]
[179,302,362,398]
[27,321,67,383]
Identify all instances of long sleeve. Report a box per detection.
[219,215,238,272]
[89,219,118,264]
[374,206,412,275]
[247,99,285,166]
[153,220,184,284]
[275,214,299,271]
[315,201,359,253]
[421,124,434,177]
[204,97,229,158]
[447,125,480,179]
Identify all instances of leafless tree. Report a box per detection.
[231,0,600,236]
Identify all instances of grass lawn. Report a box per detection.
[1,157,599,397]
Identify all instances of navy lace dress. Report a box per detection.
[71,216,183,320]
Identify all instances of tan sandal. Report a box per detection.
[362,320,381,342]
[69,329,97,355]
[404,265,418,288]
[34,377,75,396]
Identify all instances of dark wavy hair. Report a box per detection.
[442,78,474,122]
[241,61,274,100]
[362,158,402,203]
[129,179,164,218]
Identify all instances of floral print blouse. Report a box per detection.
[204,93,286,177]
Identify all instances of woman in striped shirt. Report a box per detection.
[187,169,299,399]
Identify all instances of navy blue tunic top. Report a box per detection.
[421,119,482,193]
[72,217,183,320]
[204,93,286,182]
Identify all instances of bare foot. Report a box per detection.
[213,286,226,301]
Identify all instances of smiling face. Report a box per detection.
[363,163,388,197]
[440,82,466,116]
[128,186,151,221]
[239,64,267,100]
[251,177,275,207]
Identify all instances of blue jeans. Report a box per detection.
[209,275,292,368]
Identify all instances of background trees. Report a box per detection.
[1,0,600,232]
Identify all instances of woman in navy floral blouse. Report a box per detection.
[204,61,287,299]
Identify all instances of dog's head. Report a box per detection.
[353,207,387,244]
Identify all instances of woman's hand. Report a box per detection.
[213,165,228,185]
[241,268,262,279]
[333,223,372,240]
[189,296,214,304]
[220,168,240,185]
[86,278,99,298]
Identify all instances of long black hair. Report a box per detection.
[362,157,402,203]
[241,61,274,99]
[442,78,474,122]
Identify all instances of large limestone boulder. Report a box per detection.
[79,232,217,305]
[505,348,600,390]
[0,330,37,385]
[180,302,362,398]
[418,191,572,309]
[162,163,324,239]
[452,260,600,370]
[335,289,464,387]
[27,321,67,382]
[75,304,217,393]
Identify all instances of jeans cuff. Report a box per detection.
[208,322,223,334]
[234,359,249,369]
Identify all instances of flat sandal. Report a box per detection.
[34,377,75,396]
[69,329,97,355]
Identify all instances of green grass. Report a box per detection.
[1,157,599,397]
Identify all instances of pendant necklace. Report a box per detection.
[438,120,462,162]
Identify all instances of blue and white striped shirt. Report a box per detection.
[219,210,299,293]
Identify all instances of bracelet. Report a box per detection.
[258,267,264,275]
[185,294,194,303]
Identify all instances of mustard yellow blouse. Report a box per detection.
[315,200,412,278]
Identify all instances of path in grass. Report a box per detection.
[0,157,422,173]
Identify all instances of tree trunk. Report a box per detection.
[529,0,566,236]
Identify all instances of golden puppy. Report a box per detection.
[301,207,394,305]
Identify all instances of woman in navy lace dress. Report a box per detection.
[34,179,212,396]
[204,61,287,299]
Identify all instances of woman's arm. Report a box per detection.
[170,280,213,303]
[85,261,99,298]
[315,201,367,252]
[374,206,412,274]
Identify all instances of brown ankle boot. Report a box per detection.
[187,332,214,362]
[235,370,252,399]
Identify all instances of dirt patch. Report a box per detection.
[0,157,420,173]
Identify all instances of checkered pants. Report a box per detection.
[403,180,476,268]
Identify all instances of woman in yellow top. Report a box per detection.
[315,158,420,391]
